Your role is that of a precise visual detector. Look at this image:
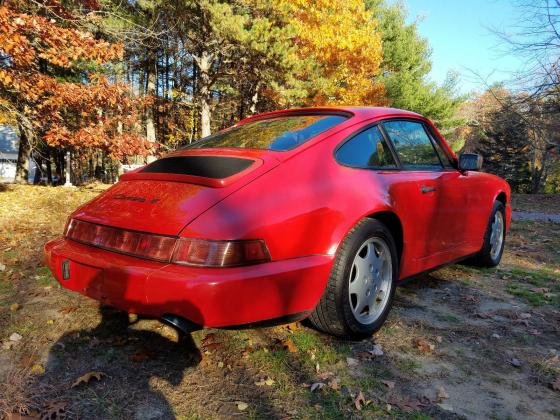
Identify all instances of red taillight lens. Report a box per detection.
[65,219,270,267]
[65,219,175,262]
[172,238,271,267]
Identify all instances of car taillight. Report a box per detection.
[65,219,176,262]
[64,219,271,267]
[172,238,271,267]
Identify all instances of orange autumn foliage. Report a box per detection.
[0,3,153,159]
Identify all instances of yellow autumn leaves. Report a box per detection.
[282,0,386,106]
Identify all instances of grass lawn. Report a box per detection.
[1,185,559,419]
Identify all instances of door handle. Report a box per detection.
[420,185,436,194]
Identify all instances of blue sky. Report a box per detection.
[401,0,525,95]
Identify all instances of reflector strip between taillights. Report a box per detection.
[64,219,271,267]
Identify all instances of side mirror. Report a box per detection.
[458,153,483,171]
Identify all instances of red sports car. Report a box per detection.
[45,107,511,339]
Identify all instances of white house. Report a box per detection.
[0,125,19,182]
[0,125,36,183]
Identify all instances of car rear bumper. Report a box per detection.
[44,238,333,328]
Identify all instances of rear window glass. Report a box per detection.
[185,114,348,151]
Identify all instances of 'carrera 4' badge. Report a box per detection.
[113,193,160,204]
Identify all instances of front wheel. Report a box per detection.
[468,201,506,267]
[309,219,398,339]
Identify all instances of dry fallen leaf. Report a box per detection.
[507,357,522,368]
[129,348,152,363]
[310,382,325,392]
[71,371,106,388]
[2,341,16,350]
[413,337,435,353]
[436,385,449,402]
[354,390,367,410]
[203,342,224,353]
[381,380,395,389]
[462,294,479,303]
[201,333,217,347]
[236,402,248,411]
[317,370,334,380]
[255,377,275,386]
[280,338,298,353]
[438,403,454,412]
[346,357,359,366]
[550,377,560,392]
[368,344,384,356]
[475,311,493,319]
[387,396,424,413]
[286,322,300,331]
[41,401,68,419]
[328,378,340,390]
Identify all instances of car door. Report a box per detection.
[334,123,445,276]
[423,123,474,258]
[380,119,467,269]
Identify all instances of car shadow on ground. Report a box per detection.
[36,305,202,419]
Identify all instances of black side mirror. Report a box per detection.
[458,153,483,171]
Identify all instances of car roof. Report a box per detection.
[236,106,423,125]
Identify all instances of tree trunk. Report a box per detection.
[45,149,53,185]
[146,58,157,143]
[197,51,212,138]
[32,154,42,184]
[249,82,260,115]
[14,116,34,184]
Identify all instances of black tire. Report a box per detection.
[309,219,398,339]
[467,201,506,267]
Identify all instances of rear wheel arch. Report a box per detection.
[366,211,403,265]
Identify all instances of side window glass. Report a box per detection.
[383,120,443,169]
[336,126,396,168]
[428,130,454,168]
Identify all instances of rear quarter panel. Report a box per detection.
[180,123,393,262]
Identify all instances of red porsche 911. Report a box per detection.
[45,107,510,339]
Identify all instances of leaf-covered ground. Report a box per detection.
[1,185,559,419]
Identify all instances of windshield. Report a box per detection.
[184,114,348,151]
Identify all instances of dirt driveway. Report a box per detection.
[1,185,559,419]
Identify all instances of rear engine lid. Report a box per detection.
[120,153,262,187]
[73,151,281,236]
